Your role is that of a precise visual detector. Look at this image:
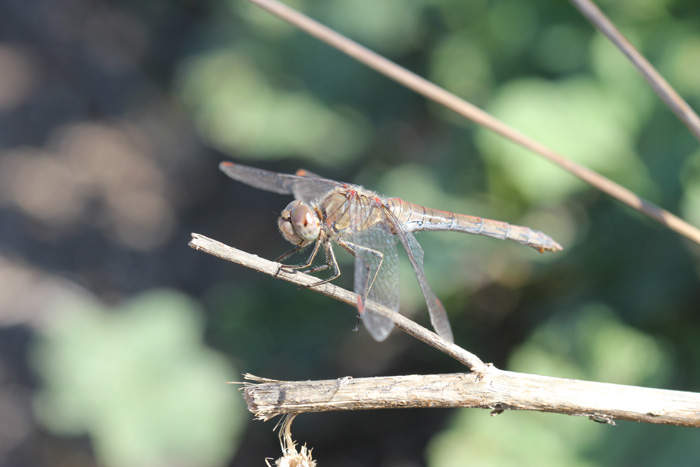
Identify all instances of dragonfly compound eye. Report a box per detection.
[277,200,319,246]
[278,215,301,245]
[278,201,303,245]
[290,203,321,242]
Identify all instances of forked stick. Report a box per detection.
[189,234,700,427]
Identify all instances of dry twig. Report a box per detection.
[242,373,700,428]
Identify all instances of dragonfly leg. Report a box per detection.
[302,240,336,275]
[277,238,323,274]
[337,239,383,300]
[274,245,305,278]
[301,242,342,288]
[302,263,330,274]
[275,244,305,263]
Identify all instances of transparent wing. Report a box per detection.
[388,208,454,343]
[219,161,341,203]
[348,198,400,341]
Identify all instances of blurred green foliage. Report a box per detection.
[177,48,371,164]
[6,0,697,464]
[31,291,244,467]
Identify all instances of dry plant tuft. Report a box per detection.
[266,415,316,467]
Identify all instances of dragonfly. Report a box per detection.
[220,161,562,343]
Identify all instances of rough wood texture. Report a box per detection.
[242,372,700,427]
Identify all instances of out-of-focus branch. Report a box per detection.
[241,372,700,428]
[570,0,700,143]
[245,0,700,248]
[188,233,486,372]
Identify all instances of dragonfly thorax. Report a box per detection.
[277,200,321,246]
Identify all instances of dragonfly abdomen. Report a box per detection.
[386,198,562,253]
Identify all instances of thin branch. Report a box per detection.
[245,0,700,248]
[570,0,700,143]
[240,372,700,428]
[188,233,486,372]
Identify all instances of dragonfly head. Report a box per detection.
[278,200,321,246]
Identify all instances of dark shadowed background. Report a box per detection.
[0,0,699,465]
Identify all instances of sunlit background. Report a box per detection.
[1,0,699,465]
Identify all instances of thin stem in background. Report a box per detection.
[570,0,700,143]
[246,0,700,248]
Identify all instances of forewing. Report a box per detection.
[291,178,341,204]
[349,199,400,341]
[219,161,340,203]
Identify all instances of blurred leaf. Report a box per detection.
[428,409,599,467]
[176,48,370,165]
[31,290,245,467]
[663,34,700,96]
[486,0,539,55]
[533,24,589,73]
[680,148,700,229]
[477,76,655,204]
[316,0,425,54]
[510,303,672,386]
[597,0,674,21]
[429,35,494,103]
[589,34,656,117]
